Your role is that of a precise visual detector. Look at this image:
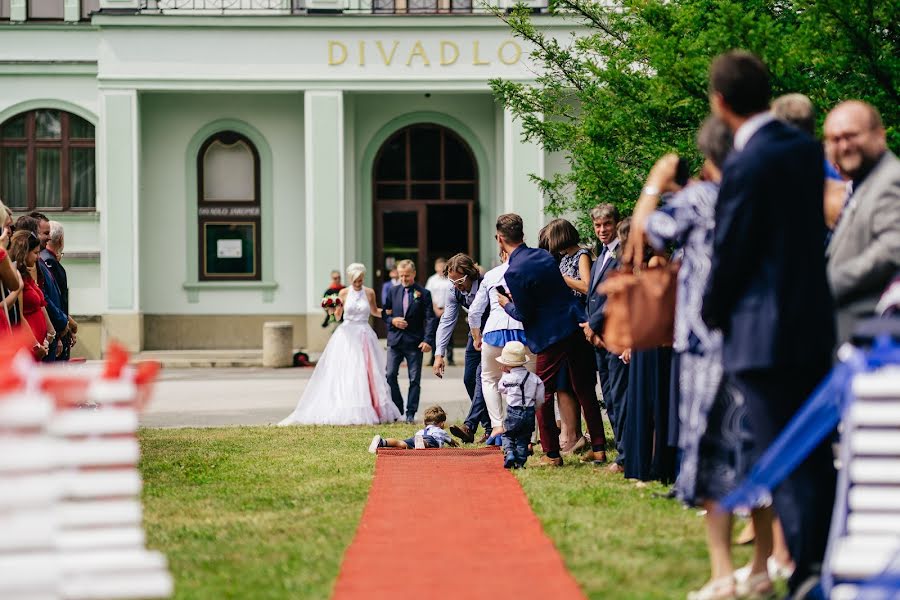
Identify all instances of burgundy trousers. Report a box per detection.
[535,331,607,453]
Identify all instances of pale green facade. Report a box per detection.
[0,8,572,355]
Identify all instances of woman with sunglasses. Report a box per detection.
[8,230,52,359]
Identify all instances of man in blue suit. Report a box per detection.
[583,203,628,473]
[702,51,836,595]
[383,259,437,423]
[496,213,607,467]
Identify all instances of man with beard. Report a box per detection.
[824,101,900,347]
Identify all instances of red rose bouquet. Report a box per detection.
[321,294,343,323]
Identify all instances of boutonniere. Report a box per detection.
[413,290,422,301]
[612,247,622,262]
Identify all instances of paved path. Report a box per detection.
[141,366,475,428]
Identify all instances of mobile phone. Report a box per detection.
[675,157,690,187]
[496,285,510,298]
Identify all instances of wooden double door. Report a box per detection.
[373,123,478,286]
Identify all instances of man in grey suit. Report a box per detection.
[824,101,900,347]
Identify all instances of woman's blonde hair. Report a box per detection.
[346,262,366,284]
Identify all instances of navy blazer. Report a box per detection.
[586,249,620,335]
[37,259,68,333]
[702,119,835,372]
[383,283,437,349]
[503,245,586,354]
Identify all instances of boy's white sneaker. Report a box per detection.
[368,435,383,454]
[414,433,425,449]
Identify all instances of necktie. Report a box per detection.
[402,287,410,314]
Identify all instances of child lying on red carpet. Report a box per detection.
[368,405,460,451]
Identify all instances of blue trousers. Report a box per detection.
[462,334,491,433]
[597,348,629,466]
[503,405,535,466]
[386,342,423,420]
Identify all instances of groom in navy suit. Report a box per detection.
[702,51,835,594]
[383,259,437,422]
[496,213,608,467]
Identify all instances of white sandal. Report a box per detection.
[734,571,775,599]
[687,575,736,600]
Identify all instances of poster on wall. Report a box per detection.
[202,221,257,279]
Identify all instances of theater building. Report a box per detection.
[0,0,571,356]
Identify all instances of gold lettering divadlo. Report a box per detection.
[406,41,431,67]
[377,41,401,66]
[472,40,490,65]
[497,40,522,65]
[439,41,459,66]
[327,41,348,66]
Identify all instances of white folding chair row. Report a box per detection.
[61,571,174,600]
[0,437,57,472]
[57,526,146,551]
[59,499,143,528]
[49,409,139,437]
[57,438,141,468]
[830,535,900,579]
[60,469,143,499]
[0,392,53,427]
[0,473,62,508]
[0,509,57,551]
[848,458,900,484]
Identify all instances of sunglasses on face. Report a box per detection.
[450,274,467,286]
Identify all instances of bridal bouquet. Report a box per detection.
[321,294,343,323]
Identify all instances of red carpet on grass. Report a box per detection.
[332,447,586,600]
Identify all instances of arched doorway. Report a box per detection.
[372,123,478,286]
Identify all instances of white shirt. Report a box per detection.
[416,424,452,447]
[467,262,525,335]
[425,273,453,309]
[734,111,776,151]
[499,367,545,408]
[600,237,620,271]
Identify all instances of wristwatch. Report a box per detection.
[642,185,661,197]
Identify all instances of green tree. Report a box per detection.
[490,0,899,233]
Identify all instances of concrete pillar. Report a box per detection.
[99,90,142,353]
[263,321,294,368]
[502,108,546,243]
[303,91,346,352]
[65,0,80,22]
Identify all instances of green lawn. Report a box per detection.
[140,426,750,599]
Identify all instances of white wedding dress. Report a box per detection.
[279,286,401,426]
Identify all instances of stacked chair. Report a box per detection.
[825,361,900,599]
[0,339,173,600]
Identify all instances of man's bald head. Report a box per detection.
[824,100,886,180]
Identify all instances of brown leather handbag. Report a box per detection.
[597,262,679,355]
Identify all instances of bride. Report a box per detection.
[279,263,401,425]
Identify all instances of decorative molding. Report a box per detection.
[91,14,567,27]
[63,251,102,261]
[183,280,279,303]
[0,61,98,76]
[0,98,98,127]
[183,118,276,304]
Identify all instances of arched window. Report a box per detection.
[197,131,261,281]
[0,109,96,211]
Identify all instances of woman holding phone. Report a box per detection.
[467,249,535,441]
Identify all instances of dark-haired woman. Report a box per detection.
[8,230,51,359]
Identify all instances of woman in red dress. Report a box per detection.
[8,231,51,359]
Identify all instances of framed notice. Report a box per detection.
[201,221,259,280]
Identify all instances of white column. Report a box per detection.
[99,90,142,351]
[64,0,80,22]
[502,108,545,242]
[304,91,346,350]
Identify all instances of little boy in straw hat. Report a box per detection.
[497,341,545,469]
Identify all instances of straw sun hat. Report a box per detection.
[496,341,529,367]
